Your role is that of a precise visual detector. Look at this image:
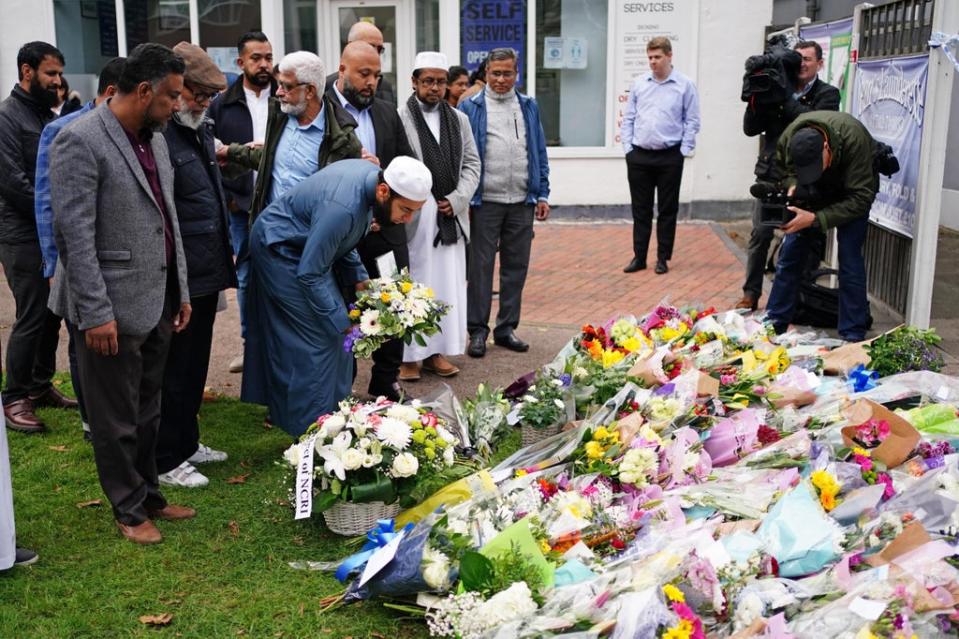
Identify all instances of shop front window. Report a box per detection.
[460,0,527,90]
[198,0,262,47]
[535,0,608,147]
[54,0,120,101]
[284,0,317,53]
[416,0,440,54]
[125,0,191,50]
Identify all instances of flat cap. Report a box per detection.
[173,41,227,91]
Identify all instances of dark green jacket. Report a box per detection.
[226,94,362,220]
[776,110,879,231]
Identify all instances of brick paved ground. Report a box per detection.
[0,221,752,403]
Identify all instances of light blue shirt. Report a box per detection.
[620,68,701,156]
[332,84,376,156]
[269,104,326,204]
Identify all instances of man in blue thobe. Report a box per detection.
[241,157,432,437]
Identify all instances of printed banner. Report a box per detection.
[293,435,317,520]
[611,0,700,146]
[799,17,853,109]
[851,54,928,237]
[460,0,526,83]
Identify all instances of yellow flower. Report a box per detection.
[660,327,681,341]
[662,583,685,603]
[584,441,603,460]
[821,492,837,511]
[380,292,391,303]
[601,349,625,368]
[741,350,758,374]
[515,469,528,477]
[852,447,871,458]
[425,288,435,298]
[400,281,413,294]
[621,335,643,353]
[811,470,837,492]
[348,309,361,319]
[663,625,691,639]
[677,620,693,635]
[539,539,552,554]
[593,427,610,441]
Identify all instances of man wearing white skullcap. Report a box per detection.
[242,158,430,437]
[397,52,481,382]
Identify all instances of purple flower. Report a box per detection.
[559,373,572,387]
[343,326,362,353]
[653,383,676,397]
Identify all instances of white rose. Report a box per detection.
[391,452,419,478]
[320,414,346,438]
[341,448,365,471]
[421,546,452,590]
[282,444,302,468]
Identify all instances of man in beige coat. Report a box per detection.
[397,52,480,381]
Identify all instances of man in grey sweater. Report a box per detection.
[459,48,550,357]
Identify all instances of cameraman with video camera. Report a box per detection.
[736,39,840,311]
[764,111,880,342]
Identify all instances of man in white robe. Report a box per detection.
[1,392,38,570]
[397,52,481,380]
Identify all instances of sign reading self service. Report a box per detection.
[461,0,526,84]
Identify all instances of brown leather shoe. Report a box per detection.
[422,354,460,377]
[117,520,163,545]
[734,295,759,312]
[398,362,421,381]
[3,400,46,433]
[148,504,196,521]
[29,386,78,409]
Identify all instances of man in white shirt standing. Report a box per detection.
[620,36,700,276]
[208,31,276,374]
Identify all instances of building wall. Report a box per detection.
[0,1,57,95]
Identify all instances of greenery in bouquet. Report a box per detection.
[460,383,511,459]
[714,365,769,410]
[517,372,572,431]
[865,326,944,377]
[345,268,449,359]
[284,399,458,511]
[568,356,639,417]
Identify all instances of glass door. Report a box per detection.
[328,0,413,106]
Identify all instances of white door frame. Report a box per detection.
[324,0,414,91]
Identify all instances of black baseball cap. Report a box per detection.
[789,127,826,185]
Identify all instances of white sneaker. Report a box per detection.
[188,443,228,464]
[229,355,243,373]
[158,461,209,488]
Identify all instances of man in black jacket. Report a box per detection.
[324,21,396,106]
[328,41,415,400]
[157,43,237,488]
[737,40,840,311]
[207,31,275,374]
[0,41,77,433]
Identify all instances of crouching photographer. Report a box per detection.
[737,38,840,311]
[765,111,883,343]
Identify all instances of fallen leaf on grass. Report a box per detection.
[75,499,102,509]
[228,520,240,539]
[239,460,251,469]
[226,474,251,484]
[48,445,69,452]
[371,633,387,639]
[138,613,173,626]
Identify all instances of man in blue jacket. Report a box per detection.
[459,47,550,358]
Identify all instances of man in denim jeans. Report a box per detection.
[765,111,879,342]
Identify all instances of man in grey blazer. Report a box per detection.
[48,44,195,546]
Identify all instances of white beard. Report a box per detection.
[280,95,307,116]
[175,99,206,130]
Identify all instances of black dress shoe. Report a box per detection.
[493,332,529,353]
[29,386,78,409]
[467,333,487,358]
[654,260,668,275]
[368,380,403,402]
[623,257,646,273]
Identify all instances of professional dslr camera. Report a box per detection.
[742,34,803,107]
[751,181,819,228]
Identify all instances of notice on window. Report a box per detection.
[544,37,565,69]
[611,0,700,145]
[461,0,526,81]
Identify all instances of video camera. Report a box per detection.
[742,34,802,107]
[751,181,819,228]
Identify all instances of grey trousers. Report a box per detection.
[467,201,534,339]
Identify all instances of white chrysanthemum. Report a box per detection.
[421,545,452,590]
[386,404,420,423]
[282,443,302,468]
[359,310,382,336]
[391,452,419,477]
[341,448,365,471]
[375,417,412,450]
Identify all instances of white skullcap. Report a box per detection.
[383,156,433,202]
[413,51,449,72]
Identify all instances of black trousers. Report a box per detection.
[625,145,685,262]
[65,321,89,423]
[467,201,534,340]
[156,293,219,474]
[76,293,176,525]
[0,242,60,403]
[354,231,409,391]
[743,199,827,299]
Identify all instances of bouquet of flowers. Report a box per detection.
[577,318,651,368]
[460,383,511,460]
[516,372,573,445]
[865,325,945,376]
[345,268,449,359]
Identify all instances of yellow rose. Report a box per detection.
[400,281,413,294]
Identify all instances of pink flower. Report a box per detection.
[687,557,718,598]
[854,455,873,472]
[420,412,438,428]
[720,374,737,385]
[877,473,895,500]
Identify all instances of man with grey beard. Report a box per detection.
[156,43,236,489]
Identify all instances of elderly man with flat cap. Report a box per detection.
[242,157,431,438]
[156,43,237,488]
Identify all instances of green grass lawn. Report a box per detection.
[0,380,438,638]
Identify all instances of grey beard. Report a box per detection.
[175,108,206,130]
[280,98,306,116]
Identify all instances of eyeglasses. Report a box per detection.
[373,44,385,54]
[186,84,217,104]
[488,70,516,79]
[417,77,448,88]
[278,81,310,93]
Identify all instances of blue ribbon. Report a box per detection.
[849,364,879,393]
[334,518,413,583]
